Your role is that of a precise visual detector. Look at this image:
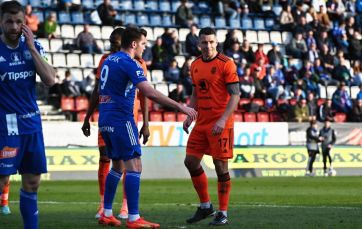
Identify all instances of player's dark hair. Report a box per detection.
[0,1,24,18]
[199,27,216,37]
[121,27,145,49]
[110,27,124,41]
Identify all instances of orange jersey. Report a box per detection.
[190,53,239,128]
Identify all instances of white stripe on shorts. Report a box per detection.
[126,121,137,145]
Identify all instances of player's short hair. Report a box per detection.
[121,27,146,49]
[110,27,124,41]
[0,1,24,18]
[199,27,216,37]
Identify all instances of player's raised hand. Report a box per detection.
[212,118,226,136]
[81,119,91,137]
[139,124,150,144]
[21,24,35,49]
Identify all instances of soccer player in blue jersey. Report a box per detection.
[0,1,56,228]
[97,26,197,228]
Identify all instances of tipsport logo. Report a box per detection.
[0,146,18,159]
[0,70,35,81]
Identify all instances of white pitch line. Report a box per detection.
[10,201,362,210]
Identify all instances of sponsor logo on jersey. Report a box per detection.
[211,67,217,74]
[0,146,18,159]
[136,70,144,78]
[99,95,112,104]
[10,52,25,66]
[0,70,35,81]
[0,56,6,62]
[198,79,210,94]
[99,126,115,133]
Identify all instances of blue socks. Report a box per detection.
[103,169,122,210]
[20,189,38,229]
[125,171,141,215]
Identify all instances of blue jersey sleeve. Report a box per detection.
[127,59,147,86]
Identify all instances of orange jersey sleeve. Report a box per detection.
[133,58,148,123]
[96,54,110,80]
[190,53,238,127]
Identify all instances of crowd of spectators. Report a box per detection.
[24,0,362,122]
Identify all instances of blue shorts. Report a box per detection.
[100,121,141,161]
[0,131,47,175]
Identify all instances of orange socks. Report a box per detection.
[98,159,110,200]
[190,167,210,203]
[217,172,231,211]
[1,181,10,206]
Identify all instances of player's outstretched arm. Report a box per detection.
[183,87,198,134]
[22,24,55,86]
[81,80,100,137]
[137,81,197,120]
[139,92,150,144]
[212,83,240,136]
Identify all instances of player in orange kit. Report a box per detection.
[0,182,10,214]
[183,27,240,226]
[81,27,150,220]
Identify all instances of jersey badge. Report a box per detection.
[211,67,217,74]
[0,56,6,62]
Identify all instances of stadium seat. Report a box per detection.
[37,38,50,52]
[200,15,212,28]
[178,28,189,42]
[241,17,252,29]
[137,14,149,26]
[326,85,337,99]
[66,53,80,67]
[49,39,63,52]
[168,83,177,92]
[33,11,44,23]
[272,5,282,16]
[163,111,176,121]
[216,29,228,42]
[233,112,243,122]
[229,18,241,28]
[151,70,164,83]
[317,98,326,107]
[121,0,132,10]
[147,0,158,11]
[176,112,187,122]
[159,0,171,11]
[52,53,67,67]
[289,98,297,106]
[245,30,257,43]
[71,68,83,81]
[174,55,185,68]
[72,12,84,24]
[150,111,163,121]
[58,11,71,24]
[350,86,360,98]
[257,112,269,122]
[94,54,103,67]
[60,25,75,39]
[80,53,94,68]
[319,84,327,99]
[258,31,270,43]
[92,111,99,122]
[282,32,293,43]
[134,0,145,10]
[265,18,275,29]
[162,14,173,27]
[238,98,251,111]
[143,27,154,41]
[29,0,42,8]
[101,26,113,40]
[155,83,169,96]
[269,112,283,122]
[89,25,102,39]
[253,18,265,30]
[77,111,87,122]
[124,13,136,25]
[171,1,180,12]
[83,68,94,78]
[252,98,264,107]
[334,112,347,122]
[150,14,162,27]
[243,112,256,122]
[270,31,282,44]
[82,0,95,9]
[75,96,89,112]
[61,96,75,111]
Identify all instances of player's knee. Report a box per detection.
[22,178,40,192]
[0,176,9,190]
[217,172,230,182]
[184,155,200,170]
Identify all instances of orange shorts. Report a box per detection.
[98,131,106,147]
[186,124,234,160]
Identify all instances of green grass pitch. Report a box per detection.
[1,177,362,228]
